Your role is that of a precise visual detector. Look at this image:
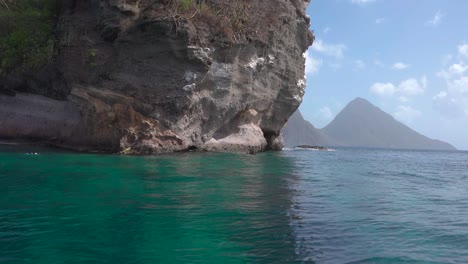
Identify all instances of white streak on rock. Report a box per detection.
[183,83,196,91]
[246,57,265,69]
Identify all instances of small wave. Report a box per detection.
[345,256,434,264]
[295,147,321,151]
[0,141,21,146]
[282,147,336,152]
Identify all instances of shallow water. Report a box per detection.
[1,145,467,263]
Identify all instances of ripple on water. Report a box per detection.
[0,148,468,263]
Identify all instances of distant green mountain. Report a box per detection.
[284,98,456,151]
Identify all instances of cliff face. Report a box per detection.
[0,0,313,154]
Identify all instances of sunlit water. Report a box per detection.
[1,145,467,263]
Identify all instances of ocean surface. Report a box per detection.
[1,145,467,263]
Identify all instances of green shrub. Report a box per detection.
[179,0,194,11]
[86,48,98,68]
[0,0,58,74]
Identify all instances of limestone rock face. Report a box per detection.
[0,0,313,154]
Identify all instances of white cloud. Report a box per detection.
[392,62,410,70]
[354,60,366,70]
[433,76,468,118]
[433,91,448,101]
[433,45,468,118]
[433,91,465,118]
[442,54,453,66]
[398,77,426,96]
[374,60,385,68]
[375,18,385,24]
[393,105,422,124]
[458,44,468,58]
[304,51,322,75]
[426,11,444,27]
[421,75,428,89]
[328,62,342,70]
[319,106,333,120]
[311,39,347,59]
[449,76,468,95]
[370,76,427,97]
[437,62,468,79]
[313,105,336,127]
[351,0,376,4]
[449,63,468,75]
[370,82,396,96]
[398,96,409,103]
[323,27,331,34]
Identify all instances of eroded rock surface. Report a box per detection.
[0,0,313,154]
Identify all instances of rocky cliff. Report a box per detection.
[0,0,313,154]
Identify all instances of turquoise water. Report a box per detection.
[1,145,468,263]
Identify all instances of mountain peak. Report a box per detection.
[283,99,456,150]
[351,97,368,103]
[347,97,374,108]
[322,99,456,150]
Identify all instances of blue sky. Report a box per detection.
[301,0,468,150]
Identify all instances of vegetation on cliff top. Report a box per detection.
[0,0,304,74]
[0,0,58,74]
[152,0,280,44]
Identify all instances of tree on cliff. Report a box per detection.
[0,0,58,74]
